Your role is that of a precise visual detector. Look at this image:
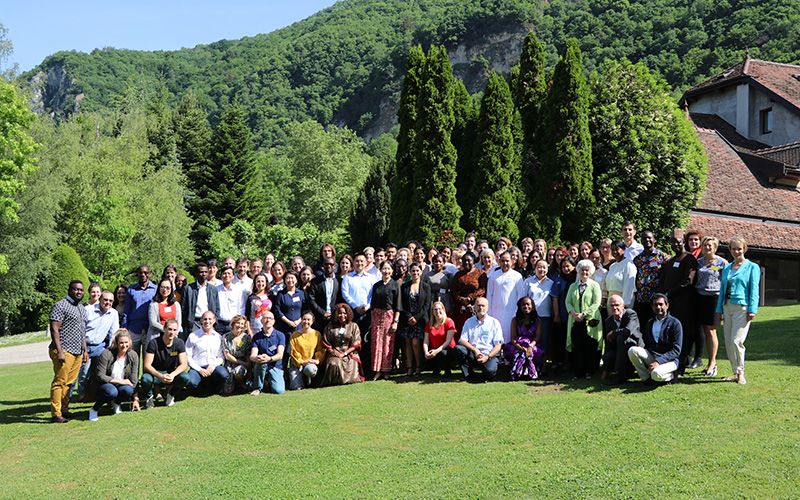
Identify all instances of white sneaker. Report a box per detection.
[145,395,155,409]
[250,389,261,396]
[113,404,122,414]
[165,394,175,407]
[89,408,99,422]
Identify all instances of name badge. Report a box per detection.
[169,351,177,357]
[164,306,172,313]
[710,265,719,271]
[292,296,301,303]
[236,340,243,347]
[649,261,658,268]
[439,288,447,295]
[673,262,681,268]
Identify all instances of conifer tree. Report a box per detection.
[194,103,260,256]
[350,155,395,251]
[174,91,211,187]
[533,38,594,243]
[411,45,463,248]
[514,32,547,238]
[468,71,521,243]
[389,45,426,244]
[452,79,478,216]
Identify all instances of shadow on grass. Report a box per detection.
[740,317,800,365]
[0,397,52,424]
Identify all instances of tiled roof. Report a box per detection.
[694,128,800,222]
[689,113,769,151]
[688,214,800,252]
[684,58,800,112]
[754,142,800,167]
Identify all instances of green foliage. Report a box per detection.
[389,45,426,244]
[411,46,464,248]
[41,244,91,327]
[278,121,371,235]
[468,71,521,242]
[173,91,211,182]
[194,103,261,256]
[589,59,708,243]
[533,39,594,243]
[452,78,478,215]
[0,23,18,81]
[0,83,40,273]
[350,154,395,251]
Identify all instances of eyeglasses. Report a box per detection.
[101,299,114,303]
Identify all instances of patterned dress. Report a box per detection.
[505,318,544,381]
[398,291,425,340]
[321,322,364,385]
[222,332,252,393]
[450,268,488,335]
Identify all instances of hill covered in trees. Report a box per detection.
[20,0,800,150]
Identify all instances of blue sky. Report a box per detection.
[2,0,339,73]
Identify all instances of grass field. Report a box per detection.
[0,330,47,348]
[1,305,798,499]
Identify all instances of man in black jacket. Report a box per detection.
[602,294,642,385]
[180,262,220,340]
[628,293,683,384]
[307,258,341,331]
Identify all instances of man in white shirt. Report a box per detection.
[341,252,378,329]
[185,311,227,395]
[232,256,253,291]
[621,220,644,261]
[217,266,248,334]
[455,298,504,381]
[486,251,524,344]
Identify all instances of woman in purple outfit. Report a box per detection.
[505,296,544,380]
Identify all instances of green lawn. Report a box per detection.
[1,305,799,499]
[0,330,47,348]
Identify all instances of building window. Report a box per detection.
[760,108,773,134]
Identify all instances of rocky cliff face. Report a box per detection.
[26,62,77,116]
[361,26,527,142]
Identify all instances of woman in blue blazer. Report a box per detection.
[716,236,760,385]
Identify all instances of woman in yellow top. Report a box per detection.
[288,311,326,390]
[566,259,603,379]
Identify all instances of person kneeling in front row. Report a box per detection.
[139,318,190,408]
[628,293,682,384]
[288,311,326,390]
[186,311,228,395]
[455,297,503,382]
[90,329,139,421]
[249,312,286,395]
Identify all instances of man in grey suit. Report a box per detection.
[602,294,642,385]
[180,262,220,339]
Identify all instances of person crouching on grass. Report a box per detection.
[288,311,325,390]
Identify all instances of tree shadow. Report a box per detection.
[737,316,800,365]
[0,397,53,424]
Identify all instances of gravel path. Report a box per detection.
[0,341,51,367]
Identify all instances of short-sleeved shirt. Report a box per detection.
[633,249,670,304]
[49,296,88,355]
[460,315,504,355]
[425,317,456,350]
[251,330,286,370]
[146,336,186,373]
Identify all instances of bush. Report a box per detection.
[38,244,91,328]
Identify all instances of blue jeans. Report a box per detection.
[187,365,228,394]
[253,362,286,394]
[94,383,134,409]
[455,345,500,381]
[288,364,318,390]
[139,370,190,398]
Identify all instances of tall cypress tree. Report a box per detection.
[452,78,478,217]
[411,45,463,248]
[194,103,260,256]
[389,45,425,244]
[174,91,211,187]
[533,38,594,243]
[468,71,521,243]
[349,155,395,250]
[514,31,547,239]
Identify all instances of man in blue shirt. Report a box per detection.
[74,290,119,400]
[124,265,157,354]
[249,312,286,395]
[628,293,683,384]
[455,297,504,382]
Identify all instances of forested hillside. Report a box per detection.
[20,0,800,150]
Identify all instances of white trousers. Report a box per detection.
[723,303,751,375]
[628,346,678,382]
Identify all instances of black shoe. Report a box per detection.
[605,377,623,386]
[62,411,77,419]
[688,358,703,369]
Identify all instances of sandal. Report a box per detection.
[704,366,717,377]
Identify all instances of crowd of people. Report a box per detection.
[46,222,761,423]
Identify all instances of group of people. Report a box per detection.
[46,223,761,423]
